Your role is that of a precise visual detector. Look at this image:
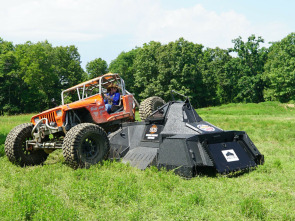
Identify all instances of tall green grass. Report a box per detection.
[0,102,294,220]
[0,114,33,157]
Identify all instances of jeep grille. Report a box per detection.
[39,112,56,123]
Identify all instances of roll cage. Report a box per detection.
[61,73,126,105]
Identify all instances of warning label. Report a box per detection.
[221,149,239,162]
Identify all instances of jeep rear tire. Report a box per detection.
[4,123,49,166]
[139,96,165,121]
[62,123,110,169]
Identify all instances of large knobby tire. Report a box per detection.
[4,123,48,166]
[62,123,110,169]
[139,96,165,121]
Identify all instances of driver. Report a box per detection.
[104,83,120,113]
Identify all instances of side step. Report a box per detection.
[122,147,157,170]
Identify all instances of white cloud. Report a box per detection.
[134,4,262,49]
[135,4,292,48]
[0,0,292,62]
[0,0,156,41]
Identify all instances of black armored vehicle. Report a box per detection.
[109,96,264,177]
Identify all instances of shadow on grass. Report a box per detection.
[0,133,7,157]
[59,161,256,179]
[0,149,4,157]
[195,167,217,178]
[195,167,256,178]
[0,133,7,145]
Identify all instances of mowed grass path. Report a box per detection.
[0,102,294,220]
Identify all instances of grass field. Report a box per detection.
[0,102,294,220]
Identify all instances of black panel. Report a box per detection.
[157,137,196,177]
[207,141,257,173]
[187,140,213,166]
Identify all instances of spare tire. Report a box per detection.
[139,96,165,121]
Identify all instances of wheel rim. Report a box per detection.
[81,136,100,160]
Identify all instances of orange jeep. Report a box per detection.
[5,73,137,168]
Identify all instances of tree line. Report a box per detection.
[107,33,295,107]
[0,40,86,114]
[1,33,295,114]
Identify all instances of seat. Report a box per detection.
[111,97,123,113]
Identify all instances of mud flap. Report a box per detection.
[122,147,157,170]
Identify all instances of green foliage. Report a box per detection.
[109,49,139,94]
[14,41,58,112]
[0,39,86,114]
[2,33,295,114]
[86,57,108,79]
[132,38,207,107]
[202,47,233,105]
[263,32,295,102]
[0,39,17,115]
[229,35,268,103]
[54,45,87,88]
[109,35,268,107]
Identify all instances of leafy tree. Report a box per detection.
[1,34,289,115]
[133,38,206,107]
[0,38,18,114]
[263,33,295,102]
[109,49,139,95]
[14,41,58,112]
[132,41,162,101]
[53,45,87,104]
[0,39,86,114]
[202,47,233,105]
[86,58,108,79]
[229,35,268,103]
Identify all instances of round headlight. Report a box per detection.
[56,110,62,116]
[34,117,40,123]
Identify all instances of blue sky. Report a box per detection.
[0,0,293,69]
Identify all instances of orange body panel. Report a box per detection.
[31,94,135,127]
[85,94,135,124]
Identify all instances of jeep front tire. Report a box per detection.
[62,123,110,169]
[4,123,48,166]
